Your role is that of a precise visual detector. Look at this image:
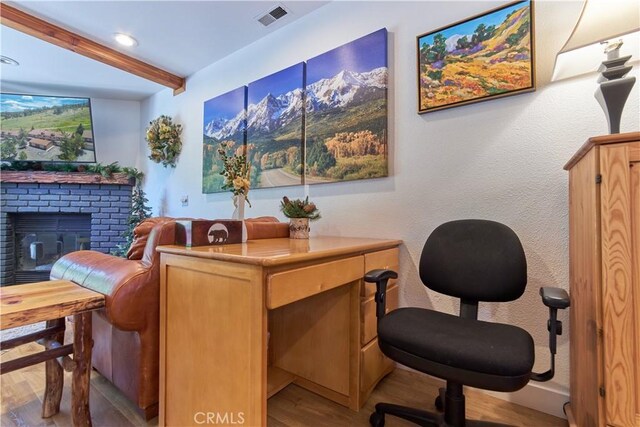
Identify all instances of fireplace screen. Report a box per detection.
[13,214,91,283]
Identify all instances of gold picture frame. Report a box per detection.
[417,0,536,114]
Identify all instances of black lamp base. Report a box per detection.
[595,77,636,134]
[594,54,636,134]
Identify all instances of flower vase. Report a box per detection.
[289,218,310,239]
[232,194,246,221]
[232,194,248,242]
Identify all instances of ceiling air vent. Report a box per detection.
[257,5,288,27]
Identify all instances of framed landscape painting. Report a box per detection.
[247,63,304,189]
[417,0,535,113]
[305,28,388,184]
[202,86,247,193]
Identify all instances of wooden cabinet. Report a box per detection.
[564,132,640,427]
[157,237,401,426]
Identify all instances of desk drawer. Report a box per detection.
[360,338,394,394]
[361,284,398,345]
[267,256,363,309]
[363,248,399,297]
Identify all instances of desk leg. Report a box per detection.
[42,317,65,418]
[72,312,92,427]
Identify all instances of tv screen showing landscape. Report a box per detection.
[0,93,96,163]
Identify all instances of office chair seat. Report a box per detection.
[378,307,534,392]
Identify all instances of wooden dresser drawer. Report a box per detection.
[360,338,394,394]
[363,248,399,297]
[267,256,363,309]
[361,284,399,345]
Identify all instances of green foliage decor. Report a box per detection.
[146,115,183,168]
[280,196,320,220]
[217,141,252,206]
[1,160,140,178]
[111,184,152,258]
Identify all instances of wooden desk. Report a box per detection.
[157,236,401,426]
[0,280,105,426]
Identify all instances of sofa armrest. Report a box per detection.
[245,216,289,239]
[51,250,155,332]
[127,217,175,260]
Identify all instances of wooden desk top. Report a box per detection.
[0,280,105,330]
[157,236,402,267]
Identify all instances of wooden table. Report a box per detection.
[157,236,401,426]
[0,280,105,427]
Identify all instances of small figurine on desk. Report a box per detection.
[280,196,321,239]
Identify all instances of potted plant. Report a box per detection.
[280,196,320,239]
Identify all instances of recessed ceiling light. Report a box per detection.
[1,55,19,66]
[113,33,138,47]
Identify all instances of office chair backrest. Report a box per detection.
[419,219,527,302]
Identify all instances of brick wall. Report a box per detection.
[0,182,133,285]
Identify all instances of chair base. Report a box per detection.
[370,382,512,427]
[370,403,511,427]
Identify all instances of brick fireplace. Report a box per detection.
[0,171,134,286]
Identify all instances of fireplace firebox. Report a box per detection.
[13,213,91,284]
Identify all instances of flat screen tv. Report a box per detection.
[0,93,96,163]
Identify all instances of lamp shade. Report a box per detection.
[552,0,640,81]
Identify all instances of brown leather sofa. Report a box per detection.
[50,216,288,420]
[50,217,175,419]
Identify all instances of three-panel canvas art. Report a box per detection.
[202,29,389,193]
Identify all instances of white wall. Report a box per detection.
[92,98,141,167]
[138,0,640,418]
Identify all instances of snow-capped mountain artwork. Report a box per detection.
[204,113,245,140]
[203,28,388,192]
[202,86,246,141]
[203,67,387,140]
[245,88,304,134]
[305,67,387,113]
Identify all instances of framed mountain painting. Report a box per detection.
[417,0,535,113]
[305,28,388,184]
[202,86,247,193]
[247,63,305,189]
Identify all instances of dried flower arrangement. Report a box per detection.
[146,115,182,167]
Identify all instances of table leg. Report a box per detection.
[72,312,92,427]
[42,318,66,418]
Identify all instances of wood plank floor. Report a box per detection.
[1,339,566,427]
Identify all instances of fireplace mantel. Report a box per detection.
[1,171,134,185]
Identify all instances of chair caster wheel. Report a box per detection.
[435,395,444,411]
[369,411,385,427]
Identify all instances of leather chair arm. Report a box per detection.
[50,250,154,331]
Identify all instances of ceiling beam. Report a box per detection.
[0,3,186,95]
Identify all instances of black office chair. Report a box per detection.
[366,219,569,427]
